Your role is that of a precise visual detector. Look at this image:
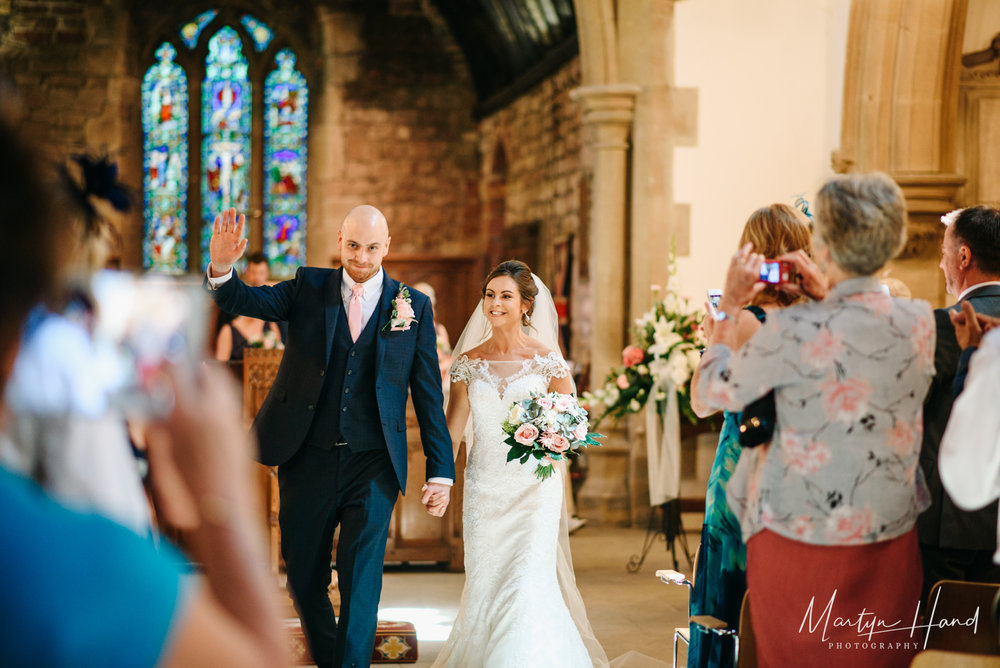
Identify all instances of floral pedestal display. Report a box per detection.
[581,263,707,526]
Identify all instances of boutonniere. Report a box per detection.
[383,285,418,332]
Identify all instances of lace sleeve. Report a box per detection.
[535,352,570,381]
[449,354,476,385]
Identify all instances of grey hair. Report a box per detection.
[813,172,907,276]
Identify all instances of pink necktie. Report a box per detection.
[348,283,364,342]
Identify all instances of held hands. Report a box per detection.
[950,301,1000,350]
[209,207,249,277]
[421,482,451,518]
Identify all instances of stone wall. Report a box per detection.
[312,3,480,264]
[0,0,141,260]
[0,1,481,270]
[476,57,588,361]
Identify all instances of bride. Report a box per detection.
[431,260,607,668]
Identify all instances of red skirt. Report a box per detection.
[746,528,922,668]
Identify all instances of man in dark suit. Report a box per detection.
[919,205,1000,602]
[206,205,455,668]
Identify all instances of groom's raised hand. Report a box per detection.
[421,482,450,517]
[209,207,248,277]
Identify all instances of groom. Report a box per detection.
[206,205,454,668]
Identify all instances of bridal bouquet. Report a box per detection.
[502,392,603,481]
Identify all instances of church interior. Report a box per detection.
[3,0,1000,665]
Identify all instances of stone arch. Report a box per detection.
[835,0,969,304]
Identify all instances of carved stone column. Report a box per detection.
[570,83,638,525]
[835,0,969,306]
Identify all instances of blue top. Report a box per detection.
[0,467,188,667]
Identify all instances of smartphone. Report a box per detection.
[90,270,208,416]
[759,260,792,285]
[706,289,723,318]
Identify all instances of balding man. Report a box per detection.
[207,206,454,668]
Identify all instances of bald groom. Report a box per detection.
[206,205,455,668]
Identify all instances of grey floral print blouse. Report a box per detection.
[698,276,935,546]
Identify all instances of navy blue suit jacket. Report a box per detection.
[209,266,455,492]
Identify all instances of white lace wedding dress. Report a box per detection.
[432,352,601,668]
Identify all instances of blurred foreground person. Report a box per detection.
[0,82,287,668]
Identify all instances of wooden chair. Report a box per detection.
[923,580,1000,655]
[910,649,1000,667]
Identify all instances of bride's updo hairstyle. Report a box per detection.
[482,259,538,327]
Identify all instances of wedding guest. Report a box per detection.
[413,281,452,383]
[918,205,1000,602]
[0,154,152,535]
[948,300,1000,396]
[688,202,811,668]
[939,321,1000,562]
[215,314,284,362]
[699,172,934,667]
[215,251,287,352]
[0,89,287,667]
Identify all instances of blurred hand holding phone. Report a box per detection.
[91,271,208,417]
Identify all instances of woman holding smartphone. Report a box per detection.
[687,203,812,668]
[699,173,933,667]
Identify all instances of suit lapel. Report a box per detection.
[375,271,399,377]
[324,268,344,368]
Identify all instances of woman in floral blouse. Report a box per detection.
[698,172,934,668]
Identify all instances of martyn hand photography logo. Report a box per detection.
[798,587,981,651]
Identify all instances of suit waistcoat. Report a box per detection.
[304,303,386,452]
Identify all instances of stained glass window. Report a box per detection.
[240,14,273,52]
[201,26,251,271]
[180,9,217,49]
[141,43,189,274]
[264,49,308,278]
[143,14,308,274]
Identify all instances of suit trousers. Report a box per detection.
[278,443,398,668]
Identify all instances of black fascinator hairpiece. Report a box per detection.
[60,155,134,234]
[73,154,133,213]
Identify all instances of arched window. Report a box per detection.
[141,9,309,278]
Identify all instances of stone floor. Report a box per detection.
[355,522,699,668]
[295,431,722,667]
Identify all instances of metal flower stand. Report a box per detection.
[626,497,692,572]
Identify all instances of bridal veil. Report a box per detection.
[450,274,610,668]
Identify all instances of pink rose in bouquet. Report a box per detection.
[616,374,629,389]
[502,391,603,480]
[514,423,540,446]
[542,431,570,453]
[622,345,645,368]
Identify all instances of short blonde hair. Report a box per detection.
[814,172,907,276]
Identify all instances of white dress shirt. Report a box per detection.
[340,268,383,328]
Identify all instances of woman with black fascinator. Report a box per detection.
[0,152,152,534]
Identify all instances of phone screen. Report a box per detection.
[707,289,722,317]
[759,261,790,284]
[91,271,208,416]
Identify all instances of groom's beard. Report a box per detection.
[345,262,379,283]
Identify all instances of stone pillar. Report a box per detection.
[835,0,968,306]
[570,83,638,525]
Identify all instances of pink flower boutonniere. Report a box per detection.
[383,285,418,332]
